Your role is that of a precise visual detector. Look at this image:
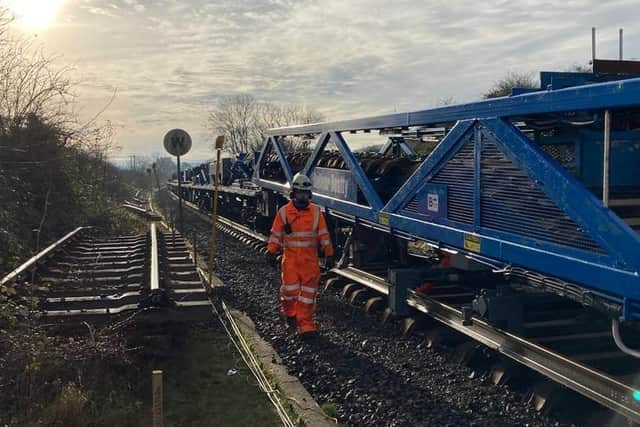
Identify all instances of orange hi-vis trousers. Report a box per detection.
[267,201,334,333]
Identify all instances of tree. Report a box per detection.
[483,72,538,99]
[566,63,591,73]
[0,36,74,135]
[207,94,257,156]
[0,7,128,270]
[207,94,325,155]
[256,102,324,152]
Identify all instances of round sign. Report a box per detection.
[163,129,192,156]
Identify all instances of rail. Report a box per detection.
[217,216,268,243]
[2,220,209,318]
[150,223,160,291]
[166,190,268,243]
[171,188,640,421]
[0,226,88,287]
[329,266,640,423]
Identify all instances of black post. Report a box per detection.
[177,153,183,232]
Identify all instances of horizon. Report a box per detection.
[3,0,638,162]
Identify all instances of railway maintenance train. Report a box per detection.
[170,57,640,421]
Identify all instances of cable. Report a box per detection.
[207,296,296,427]
[611,319,640,358]
[164,195,337,425]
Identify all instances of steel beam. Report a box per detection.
[267,77,640,136]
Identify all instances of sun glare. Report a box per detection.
[3,0,65,30]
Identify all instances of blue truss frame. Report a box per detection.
[379,137,417,156]
[267,77,640,136]
[254,78,640,316]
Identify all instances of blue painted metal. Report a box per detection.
[254,178,377,222]
[329,132,384,210]
[379,137,417,156]
[254,137,272,180]
[539,71,640,90]
[253,136,293,184]
[272,136,293,183]
[388,268,422,316]
[473,125,481,230]
[248,74,640,318]
[482,118,640,270]
[383,120,475,213]
[302,132,330,176]
[578,129,640,189]
[385,209,640,300]
[310,167,357,202]
[267,77,640,136]
[413,184,448,219]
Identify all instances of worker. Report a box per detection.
[266,173,334,339]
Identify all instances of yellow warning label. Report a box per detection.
[464,234,481,253]
[378,212,390,226]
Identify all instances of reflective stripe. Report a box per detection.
[301,286,316,294]
[282,295,297,301]
[271,229,282,237]
[312,206,320,232]
[288,231,317,238]
[279,206,287,223]
[317,228,328,236]
[268,236,281,245]
[298,295,315,304]
[284,240,316,248]
[320,239,331,246]
[281,283,300,292]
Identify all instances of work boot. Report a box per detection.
[285,316,297,334]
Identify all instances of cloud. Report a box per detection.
[27,0,640,159]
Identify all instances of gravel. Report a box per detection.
[165,194,569,427]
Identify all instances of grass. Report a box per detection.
[0,325,283,427]
[320,402,338,419]
[146,326,282,427]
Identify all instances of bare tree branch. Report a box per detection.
[207,94,325,155]
[483,71,537,99]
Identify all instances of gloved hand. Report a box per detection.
[265,251,279,266]
[324,255,335,269]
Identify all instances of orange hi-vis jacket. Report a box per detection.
[267,201,334,333]
[267,201,334,261]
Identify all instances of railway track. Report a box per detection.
[1,221,210,321]
[168,190,640,425]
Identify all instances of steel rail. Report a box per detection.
[123,203,147,214]
[2,217,211,318]
[167,190,268,243]
[0,227,88,287]
[150,223,160,291]
[329,266,640,423]
[45,291,142,303]
[42,304,141,317]
[169,187,640,421]
[217,216,268,243]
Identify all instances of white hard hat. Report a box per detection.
[291,173,312,191]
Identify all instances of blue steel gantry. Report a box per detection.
[254,73,640,322]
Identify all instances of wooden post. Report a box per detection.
[152,370,163,427]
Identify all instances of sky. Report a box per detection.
[3,0,640,162]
